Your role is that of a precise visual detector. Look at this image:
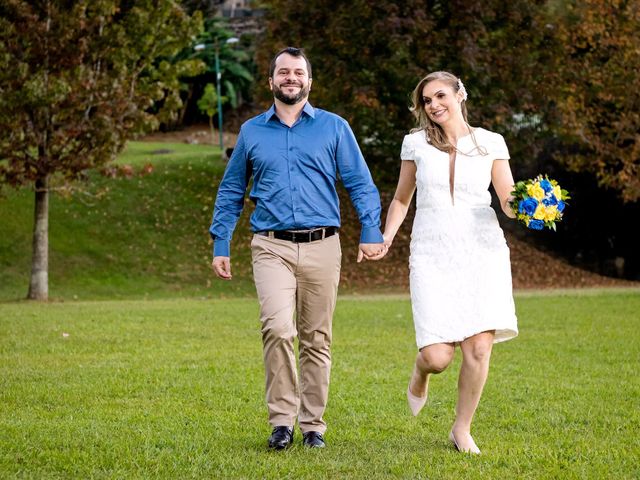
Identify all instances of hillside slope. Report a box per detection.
[1,140,635,301]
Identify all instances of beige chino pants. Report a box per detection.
[251,233,341,434]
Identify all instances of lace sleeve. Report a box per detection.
[400,135,416,161]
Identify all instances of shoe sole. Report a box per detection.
[268,441,293,450]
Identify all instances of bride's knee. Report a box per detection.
[419,347,453,373]
[461,335,494,365]
[464,344,492,365]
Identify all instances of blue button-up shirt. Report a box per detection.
[210,103,383,256]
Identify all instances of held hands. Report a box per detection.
[212,256,232,280]
[357,233,393,263]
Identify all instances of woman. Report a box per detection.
[379,71,518,454]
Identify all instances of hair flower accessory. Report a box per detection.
[457,78,468,101]
[509,174,570,231]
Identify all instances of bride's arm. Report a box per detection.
[491,159,516,218]
[383,160,417,246]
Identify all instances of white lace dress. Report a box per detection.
[401,128,518,349]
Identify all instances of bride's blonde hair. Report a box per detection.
[409,71,486,155]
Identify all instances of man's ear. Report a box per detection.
[268,77,273,92]
[308,78,313,91]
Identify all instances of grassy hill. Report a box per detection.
[0,142,256,301]
[1,141,636,302]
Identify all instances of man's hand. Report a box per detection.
[357,243,388,263]
[212,256,232,280]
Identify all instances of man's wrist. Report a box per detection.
[213,240,230,257]
[360,226,384,244]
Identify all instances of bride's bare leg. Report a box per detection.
[410,343,455,397]
[451,331,495,453]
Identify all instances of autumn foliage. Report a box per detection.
[0,1,202,187]
[545,0,640,202]
[257,0,639,202]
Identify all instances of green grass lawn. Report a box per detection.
[1,291,639,479]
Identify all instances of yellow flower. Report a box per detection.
[527,183,545,201]
[533,204,546,220]
[544,205,558,221]
[553,185,562,199]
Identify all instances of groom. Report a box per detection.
[210,47,385,449]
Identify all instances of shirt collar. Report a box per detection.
[264,102,316,123]
[302,102,316,118]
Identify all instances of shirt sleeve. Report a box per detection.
[335,119,384,244]
[209,129,250,257]
[400,134,416,161]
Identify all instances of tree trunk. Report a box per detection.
[178,84,194,126]
[27,176,49,301]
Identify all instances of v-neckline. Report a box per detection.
[447,129,476,206]
[449,149,457,206]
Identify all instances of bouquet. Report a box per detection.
[509,175,569,231]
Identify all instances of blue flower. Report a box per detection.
[519,197,539,216]
[540,179,553,193]
[557,200,565,212]
[543,194,558,206]
[528,219,545,230]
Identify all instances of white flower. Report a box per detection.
[457,78,468,101]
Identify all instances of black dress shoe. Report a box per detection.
[302,431,325,448]
[268,426,294,450]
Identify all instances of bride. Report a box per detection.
[370,71,519,454]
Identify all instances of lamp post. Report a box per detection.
[195,37,239,153]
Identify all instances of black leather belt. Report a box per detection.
[256,226,338,243]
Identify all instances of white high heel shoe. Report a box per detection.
[406,371,428,416]
[407,384,427,416]
[449,430,481,454]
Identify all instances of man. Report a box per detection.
[210,47,385,450]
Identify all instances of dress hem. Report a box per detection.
[416,328,518,350]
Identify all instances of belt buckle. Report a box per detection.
[298,230,314,243]
[287,228,326,243]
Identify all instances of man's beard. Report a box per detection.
[273,82,309,105]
